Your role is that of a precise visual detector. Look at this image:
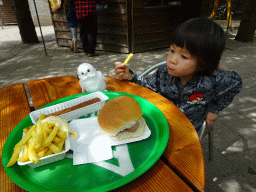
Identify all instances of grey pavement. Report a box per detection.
[1,21,256,192]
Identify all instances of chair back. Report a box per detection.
[138,61,166,79]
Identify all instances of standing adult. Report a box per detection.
[74,0,100,57]
[64,0,80,53]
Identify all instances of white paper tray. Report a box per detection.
[29,92,109,124]
[69,117,151,150]
[17,134,70,168]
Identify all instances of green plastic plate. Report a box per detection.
[2,91,169,192]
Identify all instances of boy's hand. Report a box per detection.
[114,62,132,80]
[206,112,218,127]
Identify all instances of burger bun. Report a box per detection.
[97,96,146,140]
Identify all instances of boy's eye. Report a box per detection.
[181,55,189,60]
[169,49,175,54]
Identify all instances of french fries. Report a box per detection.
[43,125,59,147]
[34,120,44,149]
[57,131,67,139]
[6,114,68,167]
[17,144,29,162]
[6,146,22,167]
[28,142,39,164]
[15,124,36,147]
[49,143,61,154]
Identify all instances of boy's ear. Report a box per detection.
[218,65,225,70]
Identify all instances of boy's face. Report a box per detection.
[166,44,198,83]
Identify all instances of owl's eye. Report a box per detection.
[87,69,90,72]
[82,72,84,75]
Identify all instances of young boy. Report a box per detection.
[114,17,242,133]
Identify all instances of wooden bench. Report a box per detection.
[0,83,31,191]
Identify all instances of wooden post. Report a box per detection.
[0,17,3,29]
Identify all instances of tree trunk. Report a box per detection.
[235,0,256,42]
[12,0,39,44]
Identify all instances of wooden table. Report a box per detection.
[1,76,205,192]
[0,84,31,192]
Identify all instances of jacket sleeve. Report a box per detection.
[208,70,242,114]
[128,67,161,93]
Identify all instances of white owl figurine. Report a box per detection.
[77,63,108,93]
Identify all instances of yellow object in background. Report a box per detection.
[210,0,232,28]
[48,0,61,12]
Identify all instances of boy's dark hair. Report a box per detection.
[170,17,226,75]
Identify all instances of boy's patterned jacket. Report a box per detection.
[129,65,242,132]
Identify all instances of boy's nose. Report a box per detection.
[170,54,178,64]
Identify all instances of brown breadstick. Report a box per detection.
[45,97,101,117]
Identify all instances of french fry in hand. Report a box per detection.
[124,53,133,65]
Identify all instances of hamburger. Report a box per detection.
[97,96,146,141]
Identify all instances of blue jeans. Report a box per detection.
[78,15,98,54]
[67,7,78,28]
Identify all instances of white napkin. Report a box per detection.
[69,119,113,165]
[68,117,151,165]
[73,136,112,165]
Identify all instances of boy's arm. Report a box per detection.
[208,70,242,114]
[128,67,161,93]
